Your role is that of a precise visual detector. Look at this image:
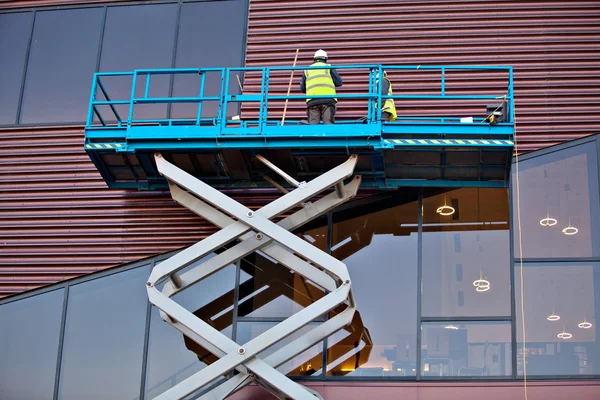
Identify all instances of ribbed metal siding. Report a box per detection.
[244,0,600,151]
[0,127,284,296]
[2,0,599,296]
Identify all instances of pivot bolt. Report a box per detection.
[247,211,254,218]
[256,233,263,240]
[238,347,246,355]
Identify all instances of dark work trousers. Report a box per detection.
[307,104,336,124]
[381,111,392,122]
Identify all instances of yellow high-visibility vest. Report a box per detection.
[304,62,337,103]
[378,77,397,121]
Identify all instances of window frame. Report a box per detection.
[0,0,250,128]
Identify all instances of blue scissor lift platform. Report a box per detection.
[84,65,514,399]
[84,64,514,191]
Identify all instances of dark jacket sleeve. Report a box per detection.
[299,72,306,93]
[330,68,343,87]
[380,78,390,96]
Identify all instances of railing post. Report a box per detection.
[196,70,206,126]
[376,65,383,123]
[263,68,270,131]
[509,67,514,123]
[219,68,229,129]
[86,73,98,127]
[441,67,445,96]
[222,68,231,130]
[127,70,138,127]
[366,67,372,122]
[144,73,151,99]
[258,68,266,132]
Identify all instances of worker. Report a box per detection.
[299,49,342,124]
[375,69,397,122]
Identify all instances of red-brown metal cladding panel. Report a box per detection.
[0,127,284,297]
[244,0,600,150]
[2,0,599,296]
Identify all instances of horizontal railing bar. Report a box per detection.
[95,71,134,76]
[262,94,506,100]
[134,97,221,104]
[227,65,512,72]
[93,65,512,74]
[93,100,130,105]
[134,68,224,74]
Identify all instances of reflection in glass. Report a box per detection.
[145,255,236,399]
[99,4,178,121]
[171,0,247,119]
[513,142,600,258]
[237,322,323,376]
[421,322,511,377]
[20,8,104,124]
[235,226,327,319]
[422,188,511,317]
[327,193,418,376]
[0,289,64,400]
[57,266,150,400]
[516,262,599,375]
[237,229,327,319]
[0,12,33,125]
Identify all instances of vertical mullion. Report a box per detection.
[53,284,70,400]
[416,189,423,381]
[595,135,600,248]
[166,1,182,119]
[321,211,333,378]
[138,261,155,400]
[595,136,600,369]
[15,10,36,125]
[508,181,518,379]
[94,6,107,73]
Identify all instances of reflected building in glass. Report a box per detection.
[1,0,600,399]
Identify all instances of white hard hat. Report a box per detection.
[314,49,328,59]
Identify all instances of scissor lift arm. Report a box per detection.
[146,153,361,399]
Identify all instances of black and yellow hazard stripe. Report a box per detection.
[384,138,514,146]
[84,143,124,150]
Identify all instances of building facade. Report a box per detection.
[1,0,600,399]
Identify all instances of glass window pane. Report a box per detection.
[57,265,150,400]
[0,289,64,400]
[0,12,33,125]
[516,262,600,376]
[20,8,104,124]
[144,256,235,399]
[99,3,178,121]
[422,188,511,317]
[327,193,419,377]
[513,142,600,258]
[237,321,323,377]
[171,0,247,119]
[237,234,327,319]
[421,322,512,377]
